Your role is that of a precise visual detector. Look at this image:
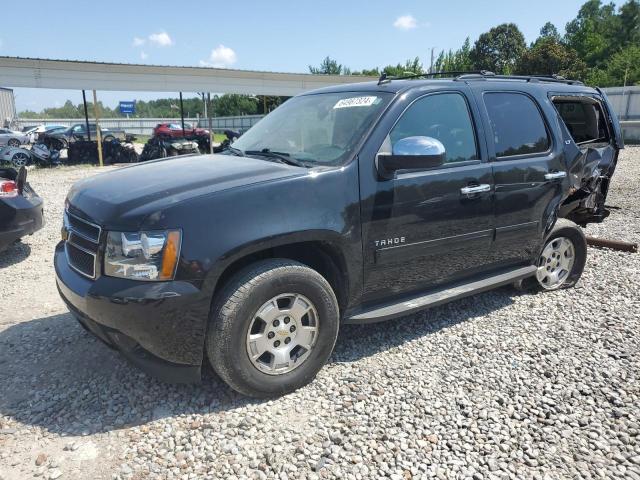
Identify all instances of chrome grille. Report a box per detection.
[64,211,101,279]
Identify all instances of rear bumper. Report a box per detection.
[0,193,44,250]
[54,242,210,383]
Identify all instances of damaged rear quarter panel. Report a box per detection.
[550,92,622,225]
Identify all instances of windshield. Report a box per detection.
[231,92,392,166]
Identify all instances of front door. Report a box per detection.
[359,89,495,304]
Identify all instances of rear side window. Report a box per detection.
[553,99,609,145]
[389,92,478,164]
[484,92,550,158]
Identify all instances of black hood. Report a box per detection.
[67,154,303,228]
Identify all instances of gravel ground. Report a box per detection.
[1,149,639,480]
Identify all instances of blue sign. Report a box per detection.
[119,101,136,115]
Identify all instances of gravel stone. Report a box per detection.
[1,148,639,479]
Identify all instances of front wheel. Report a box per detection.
[206,259,339,398]
[7,138,20,147]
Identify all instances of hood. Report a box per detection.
[67,154,304,228]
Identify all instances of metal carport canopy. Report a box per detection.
[0,56,378,95]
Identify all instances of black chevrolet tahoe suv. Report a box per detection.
[55,73,623,397]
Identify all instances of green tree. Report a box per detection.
[616,0,640,46]
[599,44,640,86]
[381,57,424,77]
[516,37,588,79]
[351,67,381,76]
[434,38,473,72]
[539,22,561,41]
[564,0,619,68]
[470,23,527,74]
[212,94,259,116]
[309,56,351,75]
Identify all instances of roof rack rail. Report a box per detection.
[377,70,495,85]
[457,72,584,85]
[377,70,583,86]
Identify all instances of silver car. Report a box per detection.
[0,146,32,167]
[0,128,30,147]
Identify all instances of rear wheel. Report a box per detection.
[206,259,339,398]
[517,219,587,292]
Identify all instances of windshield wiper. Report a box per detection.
[222,145,245,156]
[245,149,307,168]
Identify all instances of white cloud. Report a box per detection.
[140,51,148,60]
[132,36,145,47]
[393,15,418,30]
[199,45,237,68]
[148,32,173,47]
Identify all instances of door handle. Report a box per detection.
[460,184,491,195]
[544,171,567,180]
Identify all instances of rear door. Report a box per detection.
[471,85,568,267]
[358,87,495,304]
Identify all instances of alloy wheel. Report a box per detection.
[11,152,29,168]
[536,236,575,290]
[246,293,319,375]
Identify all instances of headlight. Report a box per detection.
[104,230,181,281]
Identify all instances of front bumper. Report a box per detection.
[54,242,210,383]
[0,192,44,251]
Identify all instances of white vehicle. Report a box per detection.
[23,124,68,143]
[0,128,30,147]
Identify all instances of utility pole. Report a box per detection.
[429,47,435,74]
[82,90,91,142]
[92,90,103,167]
[179,92,185,137]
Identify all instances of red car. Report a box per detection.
[153,123,209,138]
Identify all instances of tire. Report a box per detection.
[7,138,20,147]
[516,218,587,292]
[103,135,115,143]
[11,152,30,168]
[206,259,339,398]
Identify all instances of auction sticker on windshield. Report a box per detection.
[333,96,379,109]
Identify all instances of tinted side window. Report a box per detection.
[484,93,550,158]
[390,93,478,164]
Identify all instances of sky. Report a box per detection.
[1,0,598,113]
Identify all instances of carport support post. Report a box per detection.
[92,90,104,167]
[82,90,91,142]
[207,92,213,154]
[179,92,185,137]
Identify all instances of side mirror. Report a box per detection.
[377,136,446,179]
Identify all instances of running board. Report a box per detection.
[345,265,536,324]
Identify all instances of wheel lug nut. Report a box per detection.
[273,319,280,327]
[267,332,275,339]
[290,325,296,332]
[284,317,290,324]
[274,340,281,347]
[284,337,291,344]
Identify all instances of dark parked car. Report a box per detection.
[43,123,124,149]
[55,73,622,397]
[1,167,44,251]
